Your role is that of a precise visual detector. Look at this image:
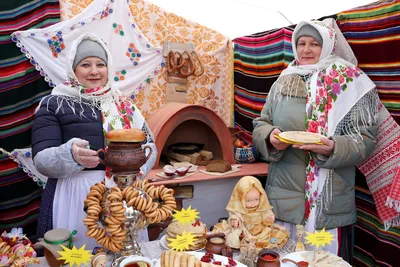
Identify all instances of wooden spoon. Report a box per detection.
[281,258,309,267]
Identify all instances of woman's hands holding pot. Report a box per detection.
[71,139,100,168]
[292,137,334,157]
[269,128,290,151]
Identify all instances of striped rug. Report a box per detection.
[354,170,400,267]
[0,0,60,241]
[337,0,400,124]
[233,27,294,143]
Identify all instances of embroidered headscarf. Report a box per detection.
[272,18,379,235]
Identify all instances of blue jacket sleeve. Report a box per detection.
[32,96,63,158]
[32,97,82,178]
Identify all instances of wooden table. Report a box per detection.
[146,162,269,186]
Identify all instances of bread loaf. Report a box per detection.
[105,129,145,143]
[205,160,232,173]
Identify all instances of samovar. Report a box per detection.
[87,129,154,266]
[109,173,148,267]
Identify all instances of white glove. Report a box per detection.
[71,139,100,168]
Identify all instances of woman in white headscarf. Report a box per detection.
[32,33,157,249]
[253,19,379,261]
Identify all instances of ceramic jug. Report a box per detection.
[97,142,152,173]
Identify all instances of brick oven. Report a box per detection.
[147,102,235,168]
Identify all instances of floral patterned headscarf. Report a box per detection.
[277,19,378,238]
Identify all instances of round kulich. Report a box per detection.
[105,128,145,143]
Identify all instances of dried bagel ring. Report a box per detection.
[84,185,125,253]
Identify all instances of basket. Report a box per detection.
[232,131,258,164]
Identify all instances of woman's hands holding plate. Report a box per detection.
[270,128,291,151]
[292,137,334,156]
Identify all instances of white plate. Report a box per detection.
[186,252,245,267]
[281,251,351,267]
[159,235,205,252]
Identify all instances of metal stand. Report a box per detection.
[110,173,149,267]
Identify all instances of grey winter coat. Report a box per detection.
[252,79,377,229]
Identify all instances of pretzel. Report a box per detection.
[179,51,195,77]
[167,51,176,73]
[191,51,204,77]
[167,51,185,74]
[166,50,203,77]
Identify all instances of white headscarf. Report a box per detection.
[42,33,121,117]
[39,32,145,128]
[283,19,357,76]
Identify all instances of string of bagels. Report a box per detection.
[84,180,177,252]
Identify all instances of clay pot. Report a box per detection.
[256,250,280,267]
[97,142,152,173]
[205,233,227,255]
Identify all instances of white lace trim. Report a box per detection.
[0,148,47,188]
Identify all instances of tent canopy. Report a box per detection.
[148,0,376,38]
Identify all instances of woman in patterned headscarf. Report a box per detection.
[253,18,379,261]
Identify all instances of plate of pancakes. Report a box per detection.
[276,131,324,145]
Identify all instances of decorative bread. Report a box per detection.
[205,160,232,173]
[166,220,207,251]
[105,128,145,143]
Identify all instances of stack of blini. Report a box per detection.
[160,251,220,267]
[166,221,207,251]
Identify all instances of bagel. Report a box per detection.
[85,182,177,252]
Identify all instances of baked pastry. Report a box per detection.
[206,160,232,173]
[166,220,207,251]
[160,250,237,267]
[105,128,145,143]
